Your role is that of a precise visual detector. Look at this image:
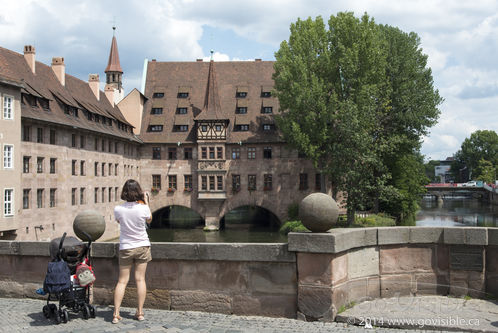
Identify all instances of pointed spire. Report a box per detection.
[198,59,222,119]
[105,29,123,73]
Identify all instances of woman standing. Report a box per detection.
[112,179,152,324]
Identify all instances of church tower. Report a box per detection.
[104,26,124,104]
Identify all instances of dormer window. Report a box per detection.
[40,98,50,110]
[152,92,164,98]
[262,106,273,114]
[148,125,163,132]
[151,108,163,115]
[236,86,248,98]
[177,86,190,98]
[261,91,271,97]
[236,107,247,114]
[263,124,275,131]
[178,92,189,98]
[176,107,188,114]
[173,125,188,132]
[235,124,249,131]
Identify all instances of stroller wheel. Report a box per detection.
[42,305,50,318]
[49,303,57,313]
[88,304,96,318]
[61,309,68,323]
[82,304,90,319]
[54,310,61,324]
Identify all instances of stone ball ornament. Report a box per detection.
[299,193,339,232]
[73,210,106,241]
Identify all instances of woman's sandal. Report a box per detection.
[111,315,122,324]
[134,312,145,321]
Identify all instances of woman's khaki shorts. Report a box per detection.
[119,246,152,266]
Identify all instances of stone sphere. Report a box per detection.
[299,193,339,232]
[73,210,106,241]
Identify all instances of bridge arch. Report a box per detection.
[220,204,281,230]
[150,205,204,229]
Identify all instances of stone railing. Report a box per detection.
[0,227,496,321]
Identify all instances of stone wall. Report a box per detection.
[289,227,498,321]
[0,226,496,321]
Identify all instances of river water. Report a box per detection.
[416,198,498,227]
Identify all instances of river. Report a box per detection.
[416,198,498,227]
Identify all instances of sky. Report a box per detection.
[0,0,497,161]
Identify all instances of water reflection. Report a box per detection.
[148,205,285,243]
[416,199,498,227]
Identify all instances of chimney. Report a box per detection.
[51,57,65,86]
[196,59,203,62]
[255,58,262,62]
[24,45,36,73]
[88,74,100,101]
[104,85,115,105]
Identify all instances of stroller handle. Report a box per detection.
[57,232,67,260]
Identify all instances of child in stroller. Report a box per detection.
[42,232,96,324]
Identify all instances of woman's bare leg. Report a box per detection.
[113,265,131,317]
[134,262,148,317]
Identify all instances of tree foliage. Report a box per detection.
[451,130,498,181]
[273,12,442,224]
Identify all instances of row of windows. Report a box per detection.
[151,146,279,160]
[2,95,13,120]
[147,123,274,133]
[150,106,273,116]
[23,92,132,133]
[20,186,121,210]
[152,91,271,99]
[22,156,137,177]
[22,126,138,156]
[149,173,322,193]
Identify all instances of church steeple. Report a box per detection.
[104,26,124,104]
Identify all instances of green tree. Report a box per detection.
[451,130,498,181]
[474,159,496,184]
[424,160,441,183]
[273,12,441,224]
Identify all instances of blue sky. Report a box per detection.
[1,0,497,161]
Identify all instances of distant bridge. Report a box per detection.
[425,183,498,203]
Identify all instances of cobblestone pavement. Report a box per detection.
[336,296,498,333]
[0,297,458,333]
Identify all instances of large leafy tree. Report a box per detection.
[273,12,442,224]
[451,130,498,181]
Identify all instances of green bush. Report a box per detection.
[279,220,309,235]
[336,213,396,228]
[287,203,299,220]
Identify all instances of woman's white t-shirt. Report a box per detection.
[114,202,152,250]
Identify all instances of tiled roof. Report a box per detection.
[141,60,282,144]
[0,46,138,142]
[104,36,123,73]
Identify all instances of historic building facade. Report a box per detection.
[0,36,329,241]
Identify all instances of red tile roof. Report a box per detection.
[0,46,137,142]
[141,60,282,144]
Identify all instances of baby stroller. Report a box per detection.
[42,232,96,324]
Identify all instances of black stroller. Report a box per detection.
[42,232,96,324]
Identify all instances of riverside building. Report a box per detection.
[0,35,329,241]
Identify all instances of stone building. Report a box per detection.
[132,52,329,230]
[0,38,141,241]
[0,35,329,241]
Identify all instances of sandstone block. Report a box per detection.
[409,227,443,244]
[177,260,248,292]
[380,246,434,274]
[414,273,449,295]
[444,228,464,244]
[19,242,49,256]
[232,294,297,318]
[380,274,413,298]
[296,253,334,286]
[488,229,498,245]
[298,285,334,321]
[367,277,381,299]
[91,242,117,258]
[247,262,296,295]
[348,247,379,279]
[170,290,231,314]
[378,227,410,245]
[464,228,487,245]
